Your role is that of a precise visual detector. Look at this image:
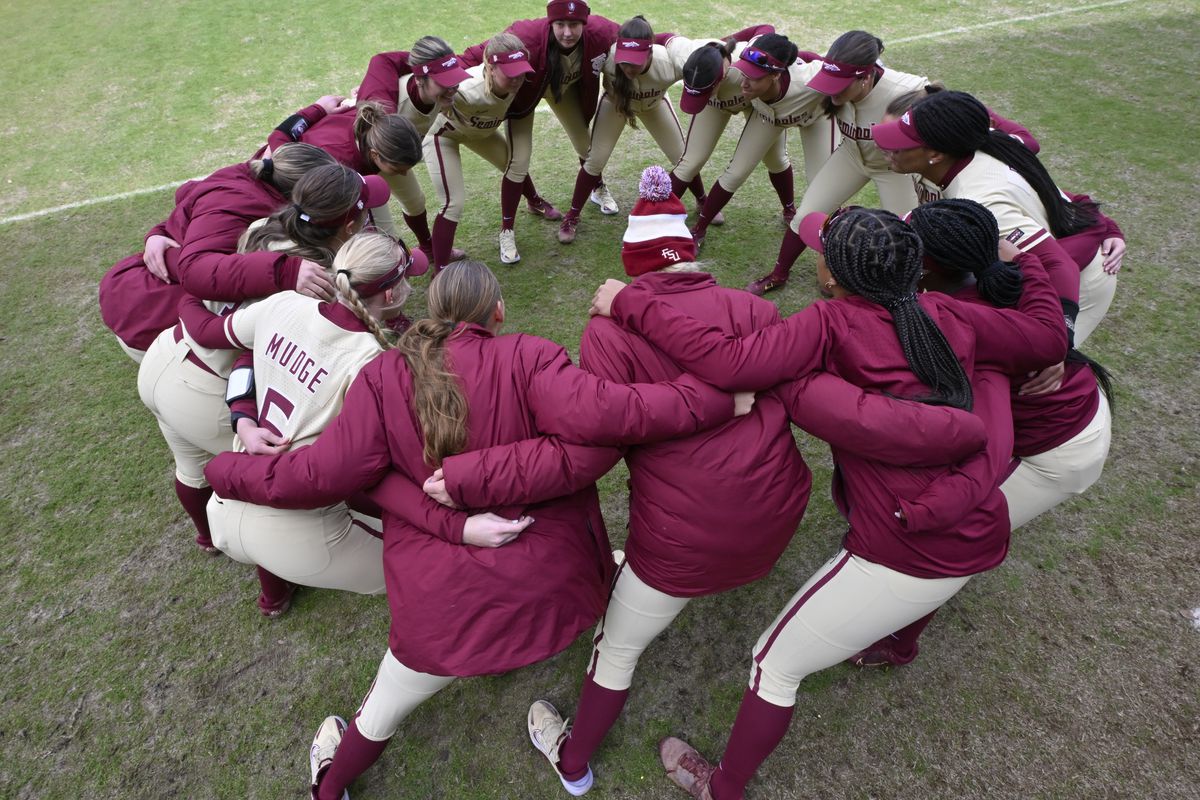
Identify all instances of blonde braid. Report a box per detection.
[333,271,397,351]
[330,232,408,350]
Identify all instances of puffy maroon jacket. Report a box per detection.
[204,324,734,675]
[265,104,367,173]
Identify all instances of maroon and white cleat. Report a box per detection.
[709,210,725,227]
[257,582,297,618]
[418,243,467,266]
[660,737,716,799]
[527,196,564,221]
[690,225,705,251]
[195,534,220,556]
[847,640,919,668]
[782,203,797,226]
[746,273,788,296]
[558,214,580,244]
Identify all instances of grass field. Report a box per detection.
[2,0,1198,798]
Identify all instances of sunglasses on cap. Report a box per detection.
[740,48,787,72]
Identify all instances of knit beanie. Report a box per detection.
[621,166,696,277]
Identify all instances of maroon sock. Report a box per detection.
[401,212,432,250]
[884,609,938,659]
[688,174,707,203]
[173,479,213,547]
[668,171,688,200]
[501,178,524,231]
[431,214,458,269]
[522,175,541,202]
[695,183,735,235]
[556,677,630,780]
[568,168,602,217]
[770,228,807,281]
[708,689,794,800]
[767,166,795,209]
[315,719,390,800]
[256,566,292,609]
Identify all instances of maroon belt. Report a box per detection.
[172,324,220,378]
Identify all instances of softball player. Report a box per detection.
[683,33,836,246]
[557,16,724,244]
[873,89,1112,344]
[590,207,1069,799]
[423,34,539,267]
[99,143,336,363]
[352,36,473,261]
[136,165,390,556]
[460,1,623,219]
[746,31,930,295]
[201,259,753,800]
[174,232,426,615]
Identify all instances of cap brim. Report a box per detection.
[405,244,430,277]
[736,58,771,80]
[806,71,855,96]
[495,61,535,78]
[614,49,650,67]
[798,212,828,254]
[679,88,713,115]
[362,175,392,209]
[429,66,471,88]
[870,119,925,151]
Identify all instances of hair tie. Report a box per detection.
[977,259,1008,280]
[260,158,275,183]
[336,269,352,279]
[884,292,919,311]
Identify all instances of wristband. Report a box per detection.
[225,366,255,404]
[274,114,309,141]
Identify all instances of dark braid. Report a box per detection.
[823,209,973,410]
[909,199,1023,307]
[910,91,1097,237]
[1066,349,1116,409]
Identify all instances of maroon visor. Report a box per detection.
[871,108,927,150]
[416,55,472,88]
[807,57,874,95]
[488,50,535,78]
[614,37,652,66]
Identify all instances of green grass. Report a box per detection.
[3,0,1199,798]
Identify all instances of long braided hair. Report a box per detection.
[823,208,973,410]
[330,232,408,351]
[909,200,1115,407]
[909,199,1024,307]
[909,90,1097,236]
[395,260,502,467]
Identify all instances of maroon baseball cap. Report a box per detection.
[680,76,719,115]
[614,37,653,67]
[736,46,788,80]
[807,57,873,95]
[546,0,589,22]
[415,54,472,89]
[488,49,535,78]
[798,212,829,254]
[871,108,928,150]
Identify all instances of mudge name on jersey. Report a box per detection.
[264,333,329,394]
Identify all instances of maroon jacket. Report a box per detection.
[437,272,989,596]
[204,325,734,675]
[609,253,1067,578]
[264,105,368,173]
[355,51,415,113]
[98,163,299,350]
[1058,191,1124,272]
[459,14,620,122]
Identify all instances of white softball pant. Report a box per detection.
[712,114,838,194]
[1074,246,1117,346]
[354,649,456,741]
[1001,390,1112,530]
[505,85,596,180]
[586,562,691,691]
[674,107,789,184]
[423,125,510,223]
[582,94,686,178]
[206,494,386,594]
[136,327,231,489]
[749,549,971,708]
[789,139,919,228]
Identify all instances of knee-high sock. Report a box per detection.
[708,688,794,800]
[431,214,458,269]
[694,183,735,235]
[770,228,807,281]
[668,171,688,200]
[401,212,432,250]
[315,720,389,800]
[173,479,213,547]
[688,174,706,203]
[521,175,541,202]
[501,178,524,231]
[877,609,938,660]
[556,676,630,780]
[768,166,795,210]
[568,168,603,217]
[256,566,292,609]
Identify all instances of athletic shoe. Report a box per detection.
[782,203,797,226]
[746,273,788,296]
[847,639,919,668]
[195,534,220,555]
[309,715,348,799]
[590,184,619,215]
[558,215,580,244]
[499,230,521,264]
[527,196,564,221]
[709,210,725,227]
[528,700,593,796]
[258,582,297,618]
[418,243,467,266]
[689,226,705,251]
[659,737,716,800]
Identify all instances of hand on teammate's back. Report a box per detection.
[144,234,180,282]
[462,513,534,548]
[733,392,757,417]
[235,418,291,455]
[423,469,458,508]
[590,279,627,318]
[296,260,335,302]
[1100,237,1125,275]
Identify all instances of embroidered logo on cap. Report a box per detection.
[823,62,841,72]
[621,40,641,48]
[901,110,911,124]
[508,51,524,60]
[568,1,575,10]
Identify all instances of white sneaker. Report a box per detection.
[499,229,521,264]
[309,715,349,798]
[528,700,593,796]
[589,184,619,215]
